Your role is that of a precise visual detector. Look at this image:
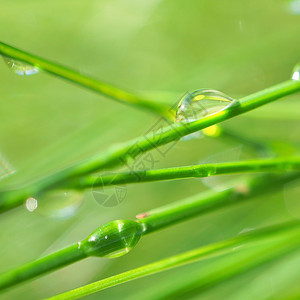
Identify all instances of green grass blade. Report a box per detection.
[138,173,300,234]
[68,157,300,189]
[0,244,86,292]
[0,41,170,117]
[0,79,300,213]
[141,235,300,300]
[46,222,300,300]
[0,173,298,291]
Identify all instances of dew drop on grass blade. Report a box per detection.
[200,145,244,191]
[2,56,39,76]
[25,190,84,219]
[175,89,236,141]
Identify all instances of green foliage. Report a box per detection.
[0,1,300,299]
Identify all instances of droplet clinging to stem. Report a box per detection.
[175,89,234,140]
[2,56,39,76]
[81,220,145,258]
[175,89,236,123]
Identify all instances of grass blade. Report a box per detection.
[0,80,300,213]
[46,222,300,300]
[0,41,170,117]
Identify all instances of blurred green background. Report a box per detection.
[0,0,300,299]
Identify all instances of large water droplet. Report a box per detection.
[3,56,39,76]
[82,220,144,258]
[26,190,84,219]
[175,89,235,123]
[291,64,300,81]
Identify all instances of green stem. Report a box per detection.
[68,157,300,189]
[0,80,299,213]
[0,220,143,292]
[0,173,298,291]
[46,222,300,300]
[0,41,170,117]
[137,173,299,234]
[147,232,300,300]
[0,243,86,291]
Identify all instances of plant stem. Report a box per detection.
[46,222,300,300]
[137,173,300,234]
[0,220,143,292]
[0,243,87,291]
[0,41,170,117]
[68,157,300,189]
[0,173,298,291]
[145,232,300,300]
[0,80,299,213]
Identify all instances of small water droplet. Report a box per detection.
[3,56,39,76]
[25,197,38,212]
[200,146,243,191]
[32,190,84,219]
[175,89,235,123]
[82,220,144,258]
[291,64,300,81]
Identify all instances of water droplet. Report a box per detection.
[3,56,39,76]
[25,197,38,212]
[202,125,222,138]
[82,220,144,258]
[31,190,84,219]
[200,146,243,191]
[291,64,300,81]
[175,89,235,123]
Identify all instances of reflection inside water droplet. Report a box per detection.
[175,89,236,123]
[26,190,84,219]
[202,125,222,137]
[291,64,300,81]
[2,56,39,76]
